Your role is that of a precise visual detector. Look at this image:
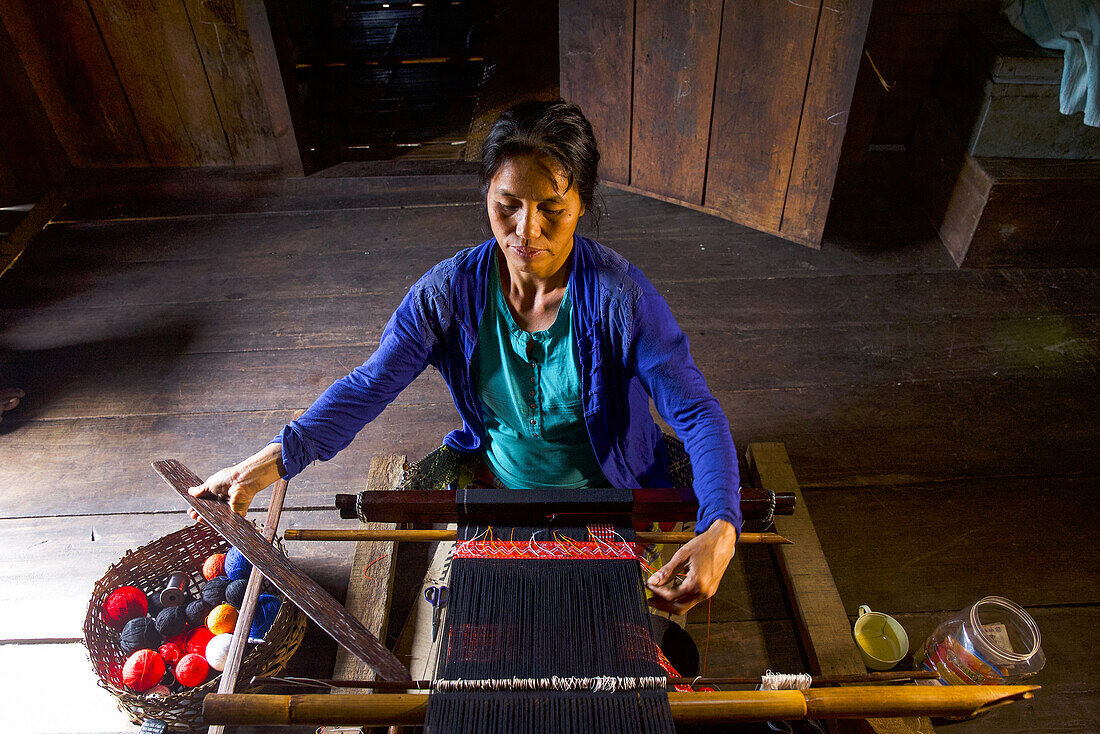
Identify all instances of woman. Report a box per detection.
[191,101,740,614]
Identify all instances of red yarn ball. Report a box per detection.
[202,553,226,581]
[174,653,209,687]
[185,626,214,655]
[102,586,149,630]
[122,649,165,692]
[158,641,183,665]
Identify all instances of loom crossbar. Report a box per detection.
[202,686,1038,726]
[337,486,794,522]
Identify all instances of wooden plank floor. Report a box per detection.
[0,157,1096,732]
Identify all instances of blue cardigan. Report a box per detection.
[273,236,742,533]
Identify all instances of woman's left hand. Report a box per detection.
[646,519,737,614]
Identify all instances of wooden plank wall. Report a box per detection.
[704,2,819,232]
[561,0,873,248]
[558,0,634,185]
[0,0,293,173]
[630,0,722,204]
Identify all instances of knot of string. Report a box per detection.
[759,670,812,691]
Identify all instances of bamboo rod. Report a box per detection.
[250,670,939,691]
[203,686,1038,726]
[282,528,792,545]
[208,475,290,734]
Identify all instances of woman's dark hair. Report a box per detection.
[479,100,601,225]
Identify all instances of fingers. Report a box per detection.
[647,546,689,588]
[646,548,704,614]
[647,577,704,615]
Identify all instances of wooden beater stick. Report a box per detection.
[283,528,792,544]
[207,473,290,734]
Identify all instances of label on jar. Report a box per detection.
[982,622,1014,653]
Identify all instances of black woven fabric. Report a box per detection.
[425,525,675,734]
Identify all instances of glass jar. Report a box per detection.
[914,595,1045,685]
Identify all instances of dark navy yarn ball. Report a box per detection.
[249,594,281,639]
[201,577,230,607]
[225,579,248,609]
[185,599,212,627]
[119,617,163,655]
[154,606,189,639]
[224,547,252,581]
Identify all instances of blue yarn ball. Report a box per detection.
[249,594,281,640]
[224,547,252,581]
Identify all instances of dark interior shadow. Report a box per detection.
[0,320,199,433]
[822,152,944,258]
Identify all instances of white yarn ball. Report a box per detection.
[205,632,234,671]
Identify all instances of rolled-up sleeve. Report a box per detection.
[626,271,741,536]
[270,283,438,479]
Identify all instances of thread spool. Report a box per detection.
[159,572,190,607]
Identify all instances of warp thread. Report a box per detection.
[426,524,675,734]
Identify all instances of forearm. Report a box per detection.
[232,443,285,491]
[188,442,286,518]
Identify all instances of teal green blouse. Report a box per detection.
[474,259,607,489]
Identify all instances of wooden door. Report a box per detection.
[560,0,873,248]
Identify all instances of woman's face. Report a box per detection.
[486,154,585,282]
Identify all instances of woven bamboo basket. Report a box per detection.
[83,521,307,731]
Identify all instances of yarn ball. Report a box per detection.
[145,684,171,698]
[185,626,215,656]
[202,553,226,580]
[146,594,164,619]
[119,617,162,655]
[154,605,189,639]
[207,604,239,635]
[250,594,282,640]
[225,579,248,609]
[157,641,183,665]
[121,649,165,692]
[174,653,209,687]
[224,547,252,581]
[205,633,234,671]
[102,586,149,630]
[185,599,213,628]
[200,577,231,607]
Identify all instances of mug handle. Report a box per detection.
[857,605,871,617]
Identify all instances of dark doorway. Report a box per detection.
[271,0,559,171]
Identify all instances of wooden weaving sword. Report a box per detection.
[152,459,411,682]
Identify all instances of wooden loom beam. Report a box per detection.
[337,485,794,523]
[202,686,1038,726]
[329,455,405,694]
[748,442,934,734]
[283,528,792,544]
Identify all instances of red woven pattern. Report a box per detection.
[587,524,620,543]
[454,538,639,561]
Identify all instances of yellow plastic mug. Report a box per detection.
[853,605,910,670]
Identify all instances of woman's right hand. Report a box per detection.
[188,443,285,519]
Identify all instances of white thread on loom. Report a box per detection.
[759,670,813,690]
[435,676,668,693]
